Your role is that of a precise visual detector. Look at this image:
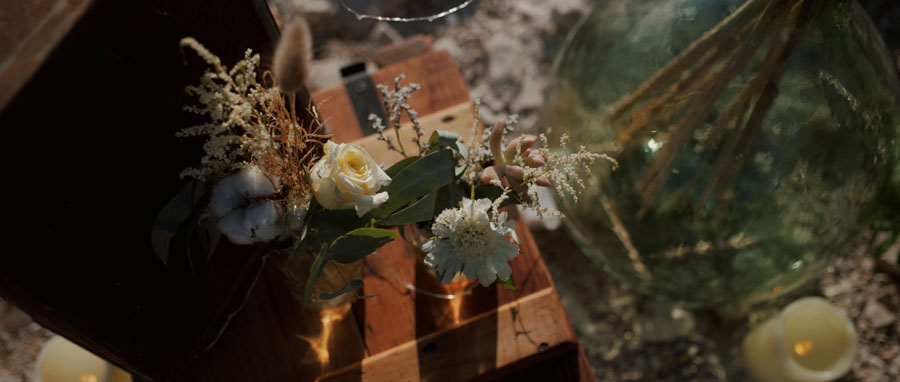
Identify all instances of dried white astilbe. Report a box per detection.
[525,134,617,218]
[178,38,280,180]
[482,125,617,219]
[371,74,426,156]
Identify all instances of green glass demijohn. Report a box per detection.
[542,0,900,307]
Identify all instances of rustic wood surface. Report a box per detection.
[0,0,94,110]
[0,1,287,381]
[184,46,593,381]
[313,49,471,144]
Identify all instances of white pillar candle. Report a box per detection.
[35,336,109,382]
[742,297,857,382]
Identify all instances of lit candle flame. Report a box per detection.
[794,340,814,356]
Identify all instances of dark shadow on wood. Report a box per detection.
[0,1,311,380]
[472,341,583,382]
[415,262,498,381]
[184,264,365,381]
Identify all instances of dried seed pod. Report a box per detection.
[273,15,312,94]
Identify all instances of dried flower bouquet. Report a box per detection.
[153,17,614,305]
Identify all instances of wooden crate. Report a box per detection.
[183,45,594,381]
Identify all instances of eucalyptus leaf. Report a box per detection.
[371,149,455,217]
[429,130,468,176]
[151,181,206,266]
[385,156,419,178]
[310,209,370,246]
[303,245,329,306]
[378,192,438,226]
[327,228,398,264]
[319,279,364,300]
[434,184,466,216]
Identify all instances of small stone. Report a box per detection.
[823,279,853,297]
[862,299,896,328]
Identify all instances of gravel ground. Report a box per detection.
[2,1,899,381]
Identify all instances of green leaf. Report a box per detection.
[429,130,468,176]
[304,228,398,305]
[319,279,364,300]
[385,156,419,178]
[371,149,456,217]
[327,228,398,264]
[151,181,206,266]
[310,209,370,246]
[498,277,521,293]
[378,192,438,226]
[303,245,330,306]
[433,184,465,216]
[429,130,460,148]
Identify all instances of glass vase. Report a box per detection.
[278,249,362,310]
[542,0,900,307]
[402,223,477,301]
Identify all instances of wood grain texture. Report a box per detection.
[312,50,470,143]
[0,1,287,380]
[186,263,366,381]
[319,288,579,382]
[0,0,94,110]
[342,101,478,164]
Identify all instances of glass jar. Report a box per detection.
[542,0,900,307]
[278,249,361,310]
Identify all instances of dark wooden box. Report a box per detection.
[0,1,305,380]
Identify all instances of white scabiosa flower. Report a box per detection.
[422,198,520,287]
[211,166,285,244]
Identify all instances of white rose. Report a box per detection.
[310,141,391,216]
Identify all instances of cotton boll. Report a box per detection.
[210,166,285,245]
[216,201,284,245]
[244,201,284,242]
[217,209,253,245]
[211,167,279,216]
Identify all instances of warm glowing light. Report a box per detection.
[449,295,463,325]
[80,374,98,382]
[793,340,814,356]
[298,303,352,367]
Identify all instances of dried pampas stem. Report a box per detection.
[273,15,312,95]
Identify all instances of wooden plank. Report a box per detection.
[0,0,94,110]
[186,263,366,381]
[312,50,470,143]
[344,101,478,164]
[0,1,289,380]
[319,287,577,382]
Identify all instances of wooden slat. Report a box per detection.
[319,287,578,382]
[0,0,94,110]
[312,50,470,143]
[345,101,478,164]
[186,264,366,381]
